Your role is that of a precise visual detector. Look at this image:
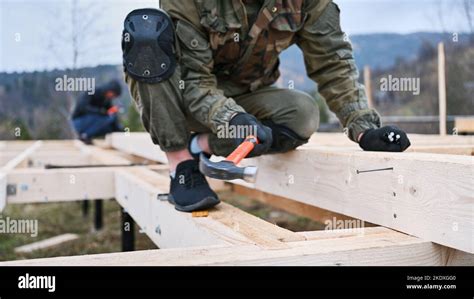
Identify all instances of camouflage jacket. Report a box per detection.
[162,0,381,142]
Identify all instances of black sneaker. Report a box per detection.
[168,159,220,212]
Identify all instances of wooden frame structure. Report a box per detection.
[0,132,473,266]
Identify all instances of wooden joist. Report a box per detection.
[115,167,305,249]
[6,168,116,204]
[107,133,474,253]
[14,234,79,253]
[3,143,132,205]
[305,133,474,155]
[455,117,474,134]
[1,227,472,266]
[2,136,473,265]
[231,184,362,224]
[106,133,168,163]
[248,148,474,253]
[27,151,91,168]
[0,141,43,210]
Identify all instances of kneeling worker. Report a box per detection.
[72,80,123,144]
[122,1,411,212]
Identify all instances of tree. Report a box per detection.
[418,40,437,61]
[462,0,473,35]
[43,0,111,137]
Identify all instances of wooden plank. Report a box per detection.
[438,42,447,136]
[307,133,474,147]
[232,184,361,224]
[107,132,474,156]
[115,168,248,248]
[248,148,474,253]
[0,141,35,151]
[126,167,304,245]
[297,226,391,240]
[27,151,92,168]
[115,167,304,249]
[76,144,298,249]
[1,141,43,170]
[107,132,168,163]
[0,174,6,211]
[363,66,373,108]
[14,234,79,253]
[6,168,115,204]
[33,140,77,150]
[207,201,305,247]
[2,151,92,167]
[75,141,133,165]
[1,141,42,210]
[407,145,474,156]
[103,133,474,252]
[0,152,22,166]
[455,117,474,134]
[2,228,472,266]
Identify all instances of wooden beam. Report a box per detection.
[247,148,474,253]
[232,184,361,224]
[114,167,304,249]
[14,234,79,253]
[0,152,23,166]
[363,66,374,108]
[1,141,42,210]
[1,139,471,266]
[307,133,474,147]
[304,135,474,155]
[6,168,115,204]
[438,42,447,136]
[27,151,92,168]
[74,141,133,165]
[107,133,168,164]
[407,145,474,156]
[76,143,301,249]
[455,117,474,134]
[2,228,472,266]
[0,141,36,151]
[104,133,474,252]
[1,141,43,170]
[107,132,474,156]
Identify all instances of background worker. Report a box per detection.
[71,79,123,144]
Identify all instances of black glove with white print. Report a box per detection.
[359,126,411,152]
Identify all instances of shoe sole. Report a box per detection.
[167,195,220,213]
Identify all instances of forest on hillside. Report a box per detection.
[373,39,474,117]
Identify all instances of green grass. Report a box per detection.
[0,200,156,261]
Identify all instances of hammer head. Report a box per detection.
[199,153,258,183]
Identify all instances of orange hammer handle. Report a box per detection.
[226,135,258,165]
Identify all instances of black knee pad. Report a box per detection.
[262,121,309,154]
[122,8,177,83]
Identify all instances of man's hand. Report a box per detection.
[107,106,119,115]
[358,126,411,152]
[229,113,273,157]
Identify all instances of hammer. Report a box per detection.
[199,135,259,183]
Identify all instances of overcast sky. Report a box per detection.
[0,0,471,72]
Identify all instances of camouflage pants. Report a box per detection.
[125,69,320,156]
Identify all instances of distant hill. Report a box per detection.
[278,32,472,91]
